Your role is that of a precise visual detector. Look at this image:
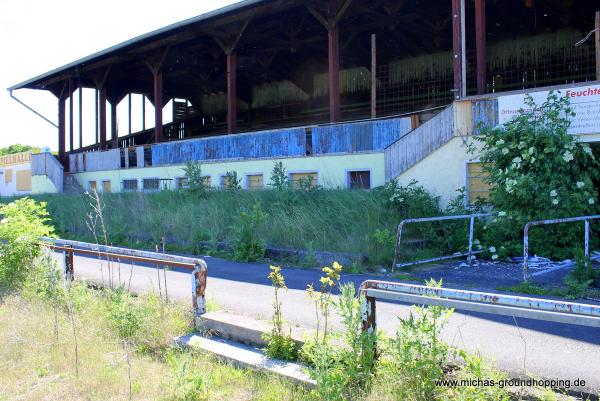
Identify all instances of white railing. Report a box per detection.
[31,152,64,192]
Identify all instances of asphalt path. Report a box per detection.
[51,251,600,392]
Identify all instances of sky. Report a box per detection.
[0,0,241,150]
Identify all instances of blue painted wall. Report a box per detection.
[152,117,414,165]
[312,117,412,154]
[152,128,306,165]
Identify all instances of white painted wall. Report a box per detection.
[0,162,32,197]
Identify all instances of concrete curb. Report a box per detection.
[197,310,311,349]
[176,334,316,387]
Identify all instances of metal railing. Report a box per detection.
[41,237,208,316]
[523,215,600,281]
[392,213,493,271]
[358,279,600,335]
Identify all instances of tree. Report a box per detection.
[0,144,41,156]
[472,92,599,260]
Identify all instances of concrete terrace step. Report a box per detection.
[197,310,312,349]
[177,334,315,387]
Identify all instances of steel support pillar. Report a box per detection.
[227,52,237,134]
[68,79,74,152]
[128,94,132,135]
[153,71,164,143]
[371,33,376,118]
[475,0,486,94]
[78,86,83,149]
[99,88,107,150]
[58,97,66,163]
[328,26,341,122]
[95,89,99,144]
[111,102,118,148]
[452,0,466,99]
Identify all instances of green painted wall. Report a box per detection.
[31,175,59,194]
[72,152,385,192]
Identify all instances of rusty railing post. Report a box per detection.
[192,261,208,320]
[63,245,74,282]
[391,222,405,272]
[360,285,377,335]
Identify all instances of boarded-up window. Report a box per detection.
[88,181,97,192]
[290,172,317,190]
[15,170,32,191]
[102,180,111,193]
[122,179,138,192]
[220,175,238,189]
[4,169,13,184]
[466,162,491,204]
[348,171,371,189]
[175,177,188,189]
[143,178,160,192]
[247,174,263,190]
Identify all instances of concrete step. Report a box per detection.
[177,334,315,387]
[197,310,312,349]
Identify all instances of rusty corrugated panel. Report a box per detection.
[384,105,455,180]
[151,127,306,166]
[312,117,412,155]
[472,99,498,135]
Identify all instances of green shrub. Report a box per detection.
[473,92,599,260]
[302,283,378,401]
[223,171,242,190]
[232,203,267,262]
[368,228,396,267]
[382,279,455,401]
[269,161,289,190]
[0,198,55,290]
[262,266,298,361]
[166,351,208,401]
[182,161,209,194]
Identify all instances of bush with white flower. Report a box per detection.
[472,91,599,260]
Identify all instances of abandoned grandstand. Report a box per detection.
[6,0,600,204]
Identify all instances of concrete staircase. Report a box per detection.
[63,173,85,194]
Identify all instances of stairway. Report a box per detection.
[384,104,455,181]
[63,173,85,194]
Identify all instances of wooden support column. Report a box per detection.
[99,88,107,150]
[452,0,466,99]
[78,86,83,148]
[328,27,341,122]
[110,101,118,148]
[227,52,237,134]
[475,0,486,94]
[371,33,376,118]
[68,79,74,152]
[596,11,600,81]
[153,71,164,143]
[58,97,66,163]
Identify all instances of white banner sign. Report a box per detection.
[497,84,600,135]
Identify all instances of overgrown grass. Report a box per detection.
[27,187,472,268]
[0,286,309,401]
